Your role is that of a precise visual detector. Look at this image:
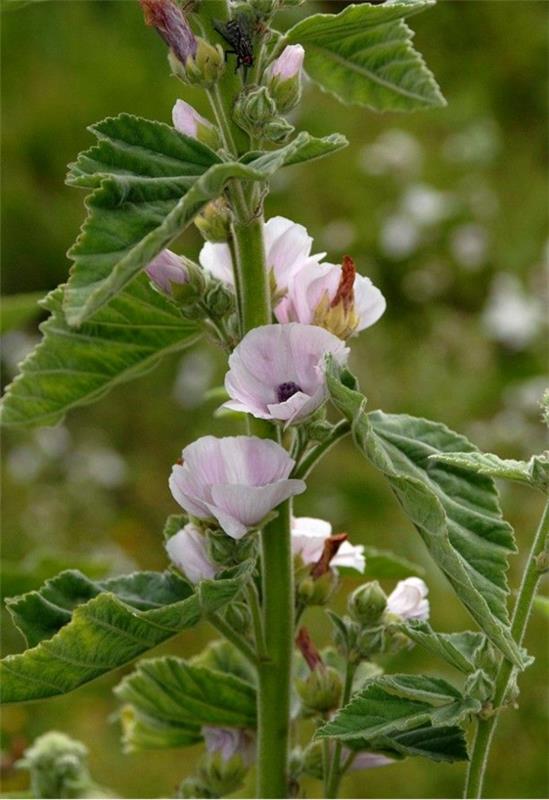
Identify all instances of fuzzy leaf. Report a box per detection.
[399,620,485,673]
[432,451,549,494]
[0,275,200,428]
[63,134,314,326]
[286,1,445,112]
[66,113,220,188]
[327,365,524,667]
[316,674,479,742]
[0,565,251,703]
[376,725,469,763]
[115,656,256,752]
[241,132,348,168]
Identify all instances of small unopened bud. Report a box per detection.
[535,549,549,574]
[195,198,232,243]
[172,100,220,149]
[206,528,258,566]
[177,777,215,799]
[465,670,494,706]
[264,44,304,113]
[205,281,234,318]
[234,86,294,143]
[250,0,279,15]
[145,249,188,296]
[197,752,248,796]
[296,571,337,607]
[348,581,387,626]
[297,666,342,713]
[223,601,252,633]
[357,625,384,658]
[302,741,324,781]
[185,38,225,88]
[140,0,197,65]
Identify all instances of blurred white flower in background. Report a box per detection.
[67,443,128,489]
[379,214,420,260]
[320,219,356,251]
[443,118,501,166]
[0,331,38,373]
[450,223,489,271]
[173,349,217,409]
[359,129,423,177]
[401,183,456,227]
[482,273,544,349]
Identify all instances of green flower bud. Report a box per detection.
[175,38,225,88]
[297,666,342,713]
[233,86,293,143]
[205,281,235,319]
[465,669,494,706]
[296,570,338,607]
[206,528,258,566]
[263,116,294,143]
[348,581,387,626]
[223,601,252,633]
[249,0,279,15]
[302,741,325,781]
[195,198,232,243]
[177,777,215,799]
[357,625,384,658]
[264,44,304,113]
[197,752,248,797]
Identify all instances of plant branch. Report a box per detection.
[294,421,351,480]
[246,581,269,662]
[208,611,258,667]
[464,499,549,799]
[325,660,356,798]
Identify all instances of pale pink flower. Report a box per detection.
[140,0,196,64]
[276,256,386,339]
[199,216,325,294]
[145,249,187,295]
[169,436,305,539]
[165,523,216,584]
[387,577,429,621]
[223,323,349,425]
[291,516,365,573]
[202,727,254,765]
[347,750,395,771]
[172,100,219,148]
[266,44,305,80]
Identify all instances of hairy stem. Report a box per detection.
[246,581,269,661]
[208,611,257,666]
[464,500,549,799]
[294,420,351,480]
[325,661,356,798]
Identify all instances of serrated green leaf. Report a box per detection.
[286,1,445,112]
[0,275,200,428]
[363,546,425,579]
[0,567,249,704]
[377,725,469,763]
[316,674,479,743]
[63,134,313,326]
[115,656,256,752]
[241,132,348,168]
[191,640,257,686]
[432,451,549,494]
[327,364,523,667]
[66,113,220,188]
[0,292,45,333]
[398,620,485,673]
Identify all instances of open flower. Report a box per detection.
[199,216,324,295]
[223,323,349,425]
[387,577,429,620]
[165,523,216,584]
[169,436,305,539]
[172,99,219,149]
[291,516,365,573]
[145,249,188,295]
[276,256,386,339]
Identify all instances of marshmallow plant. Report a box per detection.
[1,2,547,799]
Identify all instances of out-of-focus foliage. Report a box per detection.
[1,1,547,798]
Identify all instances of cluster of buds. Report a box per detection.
[233,86,294,143]
[295,627,343,714]
[140,0,224,88]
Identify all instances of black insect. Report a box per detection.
[214,14,254,72]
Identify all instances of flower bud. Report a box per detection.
[172,100,220,149]
[357,625,385,658]
[204,281,235,318]
[16,732,97,800]
[166,524,217,584]
[223,600,252,633]
[145,249,188,297]
[465,669,494,706]
[233,86,294,143]
[348,581,387,626]
[195,198,232,243]
[140,0,197,65]
[206,528,258,566]
[197,752,248,797]
[184,38,225,88]
[250,0,279,15]
[297,666,343,713]
[264,44,304,113]
[296,570,338,607]
[302,741,324,781]
[177,777,215,799]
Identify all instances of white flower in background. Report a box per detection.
[482,273,544,349]
[450,223,489,271]
[359,129,423,177]
[401,183,456,227]
[379,214,420,260]
[165,523,217,584]
[199,216,324,294]
[291,516,365,573]
[387,577,429,621]
[275,256,385,339]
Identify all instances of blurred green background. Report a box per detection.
[1,1,548,797]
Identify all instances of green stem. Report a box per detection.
[325,661,356,798]
[208,611,257,667]
[231,187,292,797]
[246,581,269,661]
[294,421,351,480]
[464,500,549,799]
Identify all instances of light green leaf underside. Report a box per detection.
[327,367,523,667]
[286,1,445,112]
[399,620,485,673]
[63,123,317,326]
[242,132,349,167]
[115,656,256,752]
[433,451,549,494]
[0,275,200,428]
[66,113,220,188]
[363,546,425,579]
[0,292,45,333]
[316,673,478,743]
[0,565,251,704]
[373,725,469,763]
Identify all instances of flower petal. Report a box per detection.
[199,241,235,285]
[209,480,306,539]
